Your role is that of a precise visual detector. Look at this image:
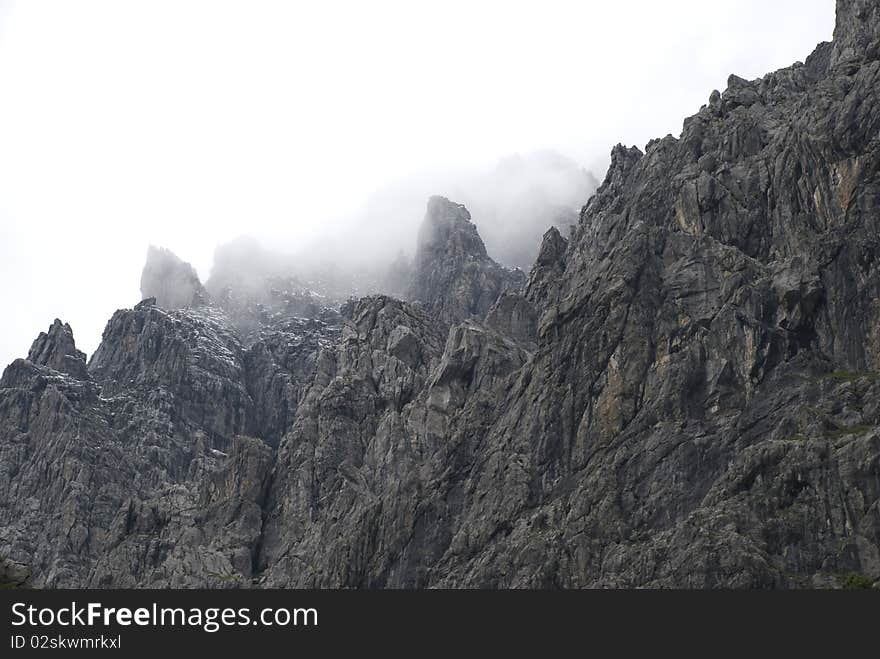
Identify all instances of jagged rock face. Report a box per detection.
[243,316,342,447]
[140,246,208,309]
[409,196,526,323]
[525,226,568,309]
[88,299,252,447]
[258,296,450,586]
[1,0,880,589]
[833,0,880,65]
[485,292,538,346]
[0,555,30,588]
[260,4,878,588]
[436,10,880,586]
[256,295,535,587]
[0,293,339,585]
[26,319,88,380]
[89,436,275,587]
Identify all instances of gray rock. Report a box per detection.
[486,292,538,346]
[409,196,526,324]
[832,0,880,65]
[26,319,88,380]
[0,0,879,590]
[0,555,30,588]
[140,246,208,309]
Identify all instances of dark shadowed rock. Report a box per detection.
[0,555,30,588]
[87,303,252,448]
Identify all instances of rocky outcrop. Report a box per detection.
[0,293,338,586]
[485,292,538,346]
[832,0,880,65]
[140,246,208,309]
[88,299,252,448]
[25,319,88,380]
[525,226,568,308]
[409,196,525,323]
[257,296,449,586]
[0,555,30,588]
[257,3,879,588]
[0,0,879,589]
[455,151,597,270]
[242,316,342,447]
[89,435,275,587]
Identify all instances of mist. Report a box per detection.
[259,150,598,268]
[194,149,595,324]
[0,0,836,368]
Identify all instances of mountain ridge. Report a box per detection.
[1,1,878,588]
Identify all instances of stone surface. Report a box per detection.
[832,0,880,65]
[408,196,526,324]
[140,246,208,309]
[0,1,879,589]
[26,319,89,380]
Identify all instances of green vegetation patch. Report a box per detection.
[825,424,874,440]
[841,573,875,590]
[822,370,880,383]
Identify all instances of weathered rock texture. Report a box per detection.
[26,319,89,380]
[0,2,879,589]
[409,196,526,324]
[833,0,880,65]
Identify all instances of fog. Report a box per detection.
[195,149,595,319]
[250,150,598,271]
[0,0,835,368]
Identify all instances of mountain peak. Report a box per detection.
[409,196,524,323]
[26,319,88,379]
[416,196,489,262]
[140,246,208,309]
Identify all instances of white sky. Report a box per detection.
[0,0,835,367]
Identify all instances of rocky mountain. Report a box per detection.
[25,319,89,380]
[1,0,879,588]
[141,245,209,309]
[409,196,526,324]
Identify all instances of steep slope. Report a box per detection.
[0,267,339,586]
[251,2,880,587]
[0,0,878,589]
[421,2,880,586]
[409,196,526,324]
[26,319,89,380]
[140,246,208,309]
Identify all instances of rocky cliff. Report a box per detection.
[0,1,878,588]
[409,196,526,324]
[141,246,209,310]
